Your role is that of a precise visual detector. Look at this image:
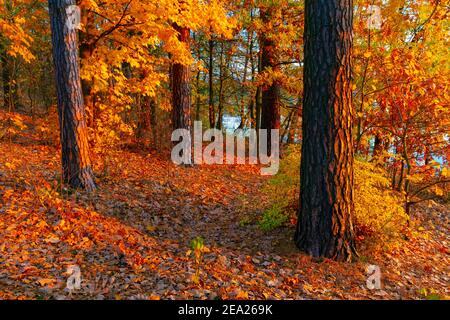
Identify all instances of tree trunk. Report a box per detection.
[171,24,191,131]
[79,8,95,127]
[193,32,201,122]
[295,0,357,262]
[216,41,226,130]
[49,0,96,191]
[255,47,262,132]
[260,7,280,155]
[208,38,215,128]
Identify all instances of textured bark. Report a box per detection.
[49,0,96,191]
[259,7,280,154]
[295,0,357,262]
[171,24,191,131]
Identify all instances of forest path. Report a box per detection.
[0,124,448,299]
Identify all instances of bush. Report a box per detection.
[259,203,289,231]
[260,145,300,231]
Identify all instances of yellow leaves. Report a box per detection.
[4,162,17,170]
[235,289,249,299]
[302,283,315,294]
[44,236,61,244]
[433,186,444,197]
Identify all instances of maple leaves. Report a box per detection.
[0,0,38,63]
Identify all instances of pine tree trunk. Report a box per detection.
[48,0,96,191]
[171,24,191,131]
[295,0,357,262]
[260,7,280,154]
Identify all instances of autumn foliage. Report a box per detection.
[0,0,449,300]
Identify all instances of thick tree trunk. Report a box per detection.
[259,7,280,155]
[171,24,191,131]
[295,0,357,262]
[49,0,96,191]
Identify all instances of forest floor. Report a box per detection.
[0,112,449,300]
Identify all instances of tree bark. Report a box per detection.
[216,41,225,130]
[171,24,191,131]
[295,0,357,262]
[259,7,280,155]
[48,0,96,191]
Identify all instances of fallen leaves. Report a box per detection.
[0,125,448,300]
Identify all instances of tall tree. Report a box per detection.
[294,0,357,261]
[48,0,96,191]
[259,6,280,154]
[171,24,191,131]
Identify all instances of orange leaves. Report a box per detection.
[235,289,249,299]
[0,0,36,62]
[37,278,56,287]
